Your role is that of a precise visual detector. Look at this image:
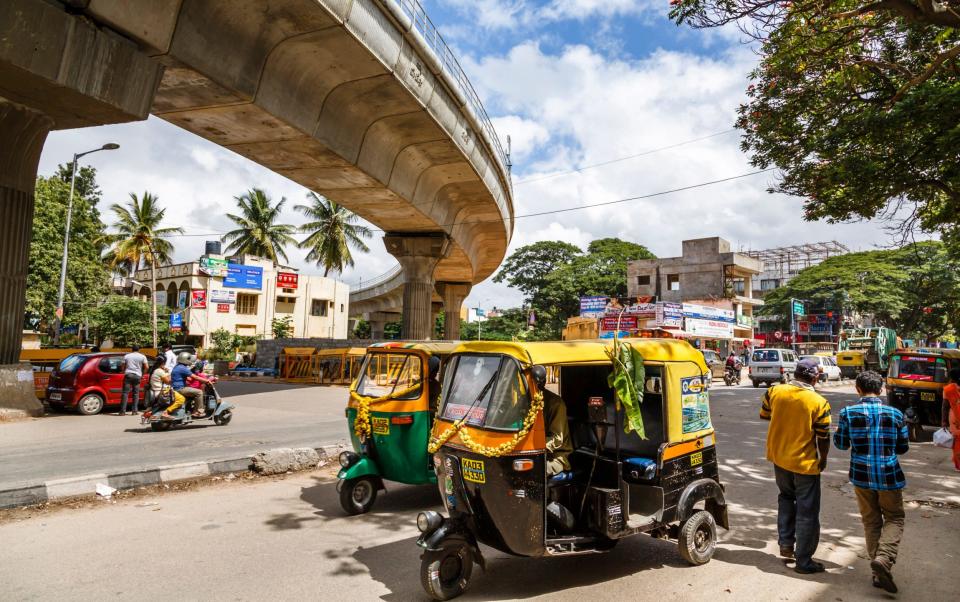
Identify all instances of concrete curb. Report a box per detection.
[0,445,343,510]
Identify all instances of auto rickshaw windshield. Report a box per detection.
[888,354,947,382]
[355,352,423,400]
[439,354,530,431]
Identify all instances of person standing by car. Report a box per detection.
[120,345,148,416]
[162,342,177,371]
[759,358,832,574]
[834,371,909,593]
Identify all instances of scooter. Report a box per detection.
[723,365,741,386]
[142,381,235,432]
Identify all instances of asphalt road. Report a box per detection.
[2,383,959,601]
[0,381,351,489]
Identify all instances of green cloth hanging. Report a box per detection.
[606,339,646,439]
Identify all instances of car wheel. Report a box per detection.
[76,393,104,415]
[339,476,378,515]
[420,537,474,601]
[751,380,759,388]
[678,510,717,565]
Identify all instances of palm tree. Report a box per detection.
[105,191,184,348]
[294,192,372,276]
[221,188,297,263]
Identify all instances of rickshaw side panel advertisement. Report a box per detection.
[679,375,712,434]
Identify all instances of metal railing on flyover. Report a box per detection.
[386,0,512,183]
[348,264,402,295]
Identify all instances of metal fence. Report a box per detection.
[348,264,402,294]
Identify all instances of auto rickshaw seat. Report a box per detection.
[548,470,577,486]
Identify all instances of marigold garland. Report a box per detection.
[427,391,544,457]
[351,382,421,441]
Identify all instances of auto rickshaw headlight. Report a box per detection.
[417,511,442,534]
[339,451,360,468]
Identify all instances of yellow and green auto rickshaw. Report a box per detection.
[337,342,457,514]
[415,339,728,600]
[886,348,960,441]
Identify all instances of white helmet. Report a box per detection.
[177,352,193,365]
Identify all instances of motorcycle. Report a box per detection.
[723,364,742,386]
[142,381,234,432]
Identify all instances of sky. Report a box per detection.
[38,0,900,313]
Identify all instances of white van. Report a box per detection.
[749,348,799,387]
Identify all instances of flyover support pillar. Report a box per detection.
[0,100,51,416]
[367,312,397,340]
[383,233,450,340]
[436,282,471,340]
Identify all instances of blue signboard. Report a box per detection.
[580,296,607,318]
[169,313,183,330]
[224,264,263,289]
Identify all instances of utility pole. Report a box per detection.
[53,143,119,345]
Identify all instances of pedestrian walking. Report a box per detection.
[162,342,177,372]
[759,357,831,574]
[942,369,960,472]
[834,370,909,593]
[120,344,148,415]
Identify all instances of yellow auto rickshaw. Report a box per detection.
[886,348,960,441]
[415,339,728,600]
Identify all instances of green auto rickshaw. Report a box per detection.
[338,342,457,514]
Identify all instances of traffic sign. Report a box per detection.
[792,300,805,316]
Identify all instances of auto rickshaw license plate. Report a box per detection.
[461,458,485,484]
[690,452,703,467]
[921,392,936,401]
[371,416,390,435]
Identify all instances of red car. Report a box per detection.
[46,353,152,415]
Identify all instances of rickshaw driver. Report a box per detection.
[428,356,442,415]
[533,365,573,476]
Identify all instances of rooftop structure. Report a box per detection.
[746,241,850,297]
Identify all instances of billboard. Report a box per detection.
[682,303,735,324]
[209,289,236,304]
[277,272,299,290]
[191,290,207,309]
[655,302,684,328]
[199,256,228,277]
[224,264,263,289]
[579,296,607,318]
[601,315,638,331]
[685,317,735,339]
[154,290,167,306]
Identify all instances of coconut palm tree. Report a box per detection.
[221,188,297,263]
[105,191,184,348]
[294,192,372,276]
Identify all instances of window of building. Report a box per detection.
[760,279,780,291]
[667,274,680,291]
[732,280,745,295]
[311,299,329,317]
[275,295,296,314]
[636,275,651,286]
[236,293,258,315]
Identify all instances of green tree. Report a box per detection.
[88,296,169,347]
[670,2,960,241]
[25,168,110,332]
[493,240,581,300]
[271,316,293,339]
[221,188,297,263]
[104,192,183,276]
[294,192,372,276]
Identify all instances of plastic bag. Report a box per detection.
[933,427,955,449]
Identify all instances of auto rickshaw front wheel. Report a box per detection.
[420,537,473,601]
[339,476,378,515]
[678,510,717,565]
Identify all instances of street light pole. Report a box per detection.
[53,143,119,345]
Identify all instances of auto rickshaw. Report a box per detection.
[337,342,457,514]
[886,348,960,441]
[415,339,728,600]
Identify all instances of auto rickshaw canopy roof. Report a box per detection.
[450,339,708,369]
[892,348,960,360]
[367,341,460,355]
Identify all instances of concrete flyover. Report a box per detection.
[0,0,513,408]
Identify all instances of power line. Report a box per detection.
[158,168,775,238]
[514,129,737,186]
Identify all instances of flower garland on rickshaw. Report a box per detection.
[427,390,544,457]
[351,382,422,441]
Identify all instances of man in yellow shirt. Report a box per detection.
[760,357,832,574]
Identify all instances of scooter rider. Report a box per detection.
[171,352,204,418]
[186,360,219,417]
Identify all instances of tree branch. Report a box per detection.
[890,43,960,103]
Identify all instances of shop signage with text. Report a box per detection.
[217,303,230,313]
[210,289,236,304]
[224,264,263,289]
[277,271,299,290]
[199,256,228,277]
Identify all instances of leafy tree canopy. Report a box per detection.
[221,188,297,263]
[295,192,371,276]
[670,1,960,242]
[87,296,169,347]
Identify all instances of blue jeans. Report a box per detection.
[120,373,142,413]
[774,465,821,566]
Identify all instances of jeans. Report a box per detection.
[854,487,904,566]
[774,465,821,566]
[120,373,142,413]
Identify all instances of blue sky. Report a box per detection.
[38,1,894,312]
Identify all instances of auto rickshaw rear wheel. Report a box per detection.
[678,510,717,565]
[420,537,473,601]
[339,476,378,515]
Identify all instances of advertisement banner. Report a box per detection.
[224,264,263,290]
[579,296,607,318]
[601,315,638,331]
[169,313,183,332]
[655,302,684,328]
[199,256,228,277]
[191,289,207,309]
[685,317,735,339]
[177,290,188,309]
[680,375,712,433]
[216,303,230,313]
[682,303,735,324]
[277,271,299,290]
[154,290,167,306]
[209,289,236,304]
[736,314,754,328]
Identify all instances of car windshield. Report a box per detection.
[752,350,780,362]
[57,354,85,373]
[440,354,530,431]
[354,353,423,400]
[801,356,822,365]
[889,355,947,382]
[702,351,719,362]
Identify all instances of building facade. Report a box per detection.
[626,237,763,349]
[128,253,350,346]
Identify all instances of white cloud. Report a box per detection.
[189,147,219,171]
[438,0,657,31]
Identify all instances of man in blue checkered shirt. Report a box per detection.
[834,370,909,594]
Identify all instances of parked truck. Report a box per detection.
[836,327,898,378]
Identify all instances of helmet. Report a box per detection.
[177,351,193,365]
[531,365,547,389]
[428,356,441,378]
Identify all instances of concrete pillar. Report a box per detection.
[436,281,471,340]
[367,311,397,340]
[431,302,443,340]
[383,233,450,340]
[0,100,51,416]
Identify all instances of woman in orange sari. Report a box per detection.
[943,369,960,472]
